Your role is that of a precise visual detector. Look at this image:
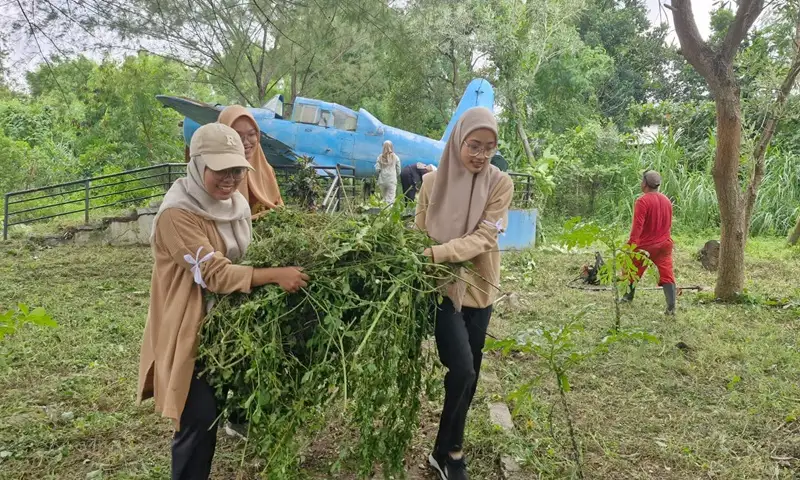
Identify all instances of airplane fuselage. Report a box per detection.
[171,78,495,178]
[183,106,444,177]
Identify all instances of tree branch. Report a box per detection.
[721,0,765,63]
[744,13,800,227]
[668,0,719,85]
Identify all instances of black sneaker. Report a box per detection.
[428,452,469,480]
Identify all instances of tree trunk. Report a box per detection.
[712,90,746,300]
[289,61,298,116]
[789,214,800,245]
[509,99,534,161]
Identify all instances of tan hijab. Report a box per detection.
[152,155,252,261]
[425,107,503,244]
[378,140,398,167]
[218,106,284,212]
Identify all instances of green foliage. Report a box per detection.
[578,0,670,125]
[0,304,56,342]
[560,217,654,330]
[0,53,209,197]
[486,307,658,479]
[282,157,325,211]
[197,207,450,477]
[2,0,799,243]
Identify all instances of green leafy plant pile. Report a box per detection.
[197,207,451,477]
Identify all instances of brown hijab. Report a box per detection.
[425,106,503,244]
[218,106,284,212]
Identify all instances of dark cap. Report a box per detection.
[643,170,662,189]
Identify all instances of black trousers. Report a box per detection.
[400,166,423,201]
[433,298,492,455]
[172,373,219,480]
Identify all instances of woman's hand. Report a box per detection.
[273,267,310,293]
[422,248,433,259]
[252,267,310,291]
[251,210,270,221]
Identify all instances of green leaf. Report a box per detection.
[558,373,571,393]
[26,308,57,328]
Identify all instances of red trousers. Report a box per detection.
[632,240,675,286]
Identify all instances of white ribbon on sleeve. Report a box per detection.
[184,247,215,289]
[483,219,506,236]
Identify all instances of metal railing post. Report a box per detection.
[336,176,343,212]
[525,176,532,208]
[84,179,91,224]
[3,193,10,241]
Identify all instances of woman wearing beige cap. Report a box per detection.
[137,122,309,479]
[416,107,514,480]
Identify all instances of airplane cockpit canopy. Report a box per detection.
[292,98,358,132]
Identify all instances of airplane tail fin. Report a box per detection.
[440,78,495,143]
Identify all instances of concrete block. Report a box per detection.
[489,402,515,431]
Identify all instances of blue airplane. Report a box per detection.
[156,78,504,177]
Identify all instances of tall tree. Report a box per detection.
[667,0,800,299]
[578,0,669,126]
[478,0,588,161]
[8,0,393,106]
[379,0,483,136]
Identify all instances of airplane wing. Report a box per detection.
[156,95,298,167]
[156,95,223,125]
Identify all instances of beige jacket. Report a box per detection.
[415,172,514,309]
[137,208,254,429]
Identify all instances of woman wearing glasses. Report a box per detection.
[218,106,284,218]
[137,123,309,480]
[415,107,514,480]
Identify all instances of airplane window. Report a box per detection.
[333,110,358,131]
[319,111,332,127]
[296,105,320,124]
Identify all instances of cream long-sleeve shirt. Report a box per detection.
[415,172,514,308]
[138,208,254,429]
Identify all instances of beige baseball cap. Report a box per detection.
[190,123,255,171]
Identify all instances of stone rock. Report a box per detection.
[500,455,522,479]
[135,207,159,217]
[110,209,138,222]
[73,228,105,246]
[106,220,141,246]
[698,240,720,271]
[488,402,515,431]
[86,470,103,479]
[42,235,67,247]
[136,212,156,244]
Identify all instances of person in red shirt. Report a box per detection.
[622,170,676,314]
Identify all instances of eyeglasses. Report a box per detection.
[463,141,497,159]
[211,167,248,181]
[237,130,258,145]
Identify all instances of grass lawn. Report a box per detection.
[0,235,798,479]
